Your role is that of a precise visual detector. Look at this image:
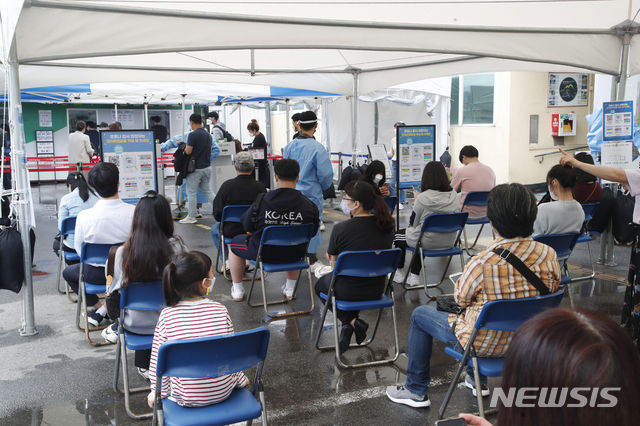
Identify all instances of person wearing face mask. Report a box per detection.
[359,160,391,197]
[315,181,395,353]
[246,119,270,188]
[532,164,584,237]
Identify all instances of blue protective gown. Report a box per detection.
[160,130,220,161]
[283,133,333,253]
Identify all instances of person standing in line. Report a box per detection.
[387,121,406,210]
[68,120,95,181]
[247,119,270,188]
[291,113,302,139]
[179,114,217,225]
[207,111,227,143]
[451,145,496,217]
[85,121,100,157]
[283,111,334,272]
[150,116,168,143]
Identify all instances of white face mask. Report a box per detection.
[340,198,353,216]
[205,277,215,296]
[548,185,559,201]
[373,174,383,184]
[206,119,212,125]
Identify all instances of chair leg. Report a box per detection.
[114,333,123,394]
[77,277,110,345]
[566,282,575,309]
[314,292,332,350]
[423,253,455,299]
[464,224,486,255]
[121,337,153,419]
[66,281,78,303]
[571,240,597,282]
[438,354,468,420]
[56,245,65,294]
[472,351,486,418]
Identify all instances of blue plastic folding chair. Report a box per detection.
[315,249,402,369]
[214,205,251,281]
[402,212,469,298]
[56,216,80,301]
[439,291,564,420]
[383,196,397,213]
[533,233,580,307]
[113,281,164,420]
[75,242,123,346]
[151,327,270,426]
[461,191,495,255]
[246,223,316,319]
[570,203,599,282]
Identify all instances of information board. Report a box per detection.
[218,141,236,156]
[396,125,436,189]
[367,144,392,181]
[548,73,588,107]
[603,101,634,142]
[100,130,157,204]
[248,148,266,160]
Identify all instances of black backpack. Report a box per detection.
[213,124,236,142]
[172,142,195,186]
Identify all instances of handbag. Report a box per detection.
[436,294,464,314]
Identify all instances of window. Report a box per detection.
[450,73,495,125]
[67,109,97,133]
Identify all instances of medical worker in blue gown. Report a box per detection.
[283,110,334,272]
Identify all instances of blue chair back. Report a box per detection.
[533,233,580,259]
[420,211,469,233]
[474,291,564,332]
[221,205,251,224]
[581,203,598,222]
[333,249,402,278]
[462,191,490,208]
[155,327,270,379]
[119,281,165,312]
[383,196,397,213]
[80,242,122,264]
[259,223,315,247]
[60,216,77,237]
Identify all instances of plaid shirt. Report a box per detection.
[449,236,561,357]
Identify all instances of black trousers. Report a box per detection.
[393,229,422,275]
[63,263,105,306]
[314,274,384,325]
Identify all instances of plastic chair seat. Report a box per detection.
[223,237,233,245]
[577,234,592,243]
[262,260,309,273]
[123,331,153,351]
[162,386,263,426]
[444,346,505,377]
[64,251,80,261]
[319,292,395,310]
[423,247,463,258]
[85,283,106,295]
[466,217,490,225]
[560,274,571,286]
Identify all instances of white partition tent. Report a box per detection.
[4,0,640,335]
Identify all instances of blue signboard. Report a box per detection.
[396,125,436,189]
[100,130,158,204]
[603,101,634,142]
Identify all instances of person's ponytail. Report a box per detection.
[372,194,394,231]
[76,173,96,202]
[162,260,181,307]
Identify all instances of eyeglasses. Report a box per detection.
[343,197,355,203]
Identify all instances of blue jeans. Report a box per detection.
[186,167,216,218]
[389,161,406,204]
[210,222,228,259]
[405,305,487,396]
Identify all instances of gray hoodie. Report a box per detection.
[406,189,461,250]
[211,121,226,141]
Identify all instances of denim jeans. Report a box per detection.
[405,305,487,396]
[210,222,228,259]
[186,167,216,218]
[389,160,406,204]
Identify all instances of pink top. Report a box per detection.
[450,161,496,217]
[149,299,247,407]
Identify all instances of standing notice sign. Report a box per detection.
[367,144,392,180]
[603,101,633,142]
[101,130,157,204]
[396,125,436,189]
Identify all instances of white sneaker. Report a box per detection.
[245,260,256,272]
[408,273,421,286]
[398,203,404,210]
[393,269,406,284]
[319,221,326,231]
[179,216,197,224]
[101,321,119,344]
[309,260,326,274]
[231,287,245,302]
[282,285,295,301]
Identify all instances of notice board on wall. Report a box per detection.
[100,129,157,204]
[396,125,435,189]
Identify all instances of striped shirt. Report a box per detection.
[149,299,247,407]
[449,236,561,357]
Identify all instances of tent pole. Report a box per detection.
[617,32,631,101]
[323,98,331,154]
[8,38,37,336]
[143,99,149,129]
[238,102,242,141]
[114,104,118,122]
[285,99,290,142]
[351,69,361,164]
[265,101,273,152]
[223,104,227,129]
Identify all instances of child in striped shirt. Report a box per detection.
[147,251,249,408]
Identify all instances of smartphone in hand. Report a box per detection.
[435,418,467,426]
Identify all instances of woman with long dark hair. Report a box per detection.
[533,164,584,236]
[57,172,99,254]
[102,190,187,379]
[393,161,460,285]
[315,180,395,353]
[359,160,391,197]
[460,308,640,426]
[572,152,603,204]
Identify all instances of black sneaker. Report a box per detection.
[87,310,105,327]
[465,374,490,397]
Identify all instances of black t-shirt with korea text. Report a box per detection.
[187,127,213,169]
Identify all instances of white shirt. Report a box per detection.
[625,169,640,224]
[74,198,135,266]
